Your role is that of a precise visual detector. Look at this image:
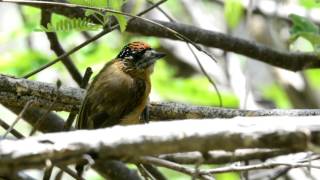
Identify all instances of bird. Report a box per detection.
[76,41,165,129]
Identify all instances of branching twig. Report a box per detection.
[139,156,214,180]
[137,163,156,180]
[0,118,24,139]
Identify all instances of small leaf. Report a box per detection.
[109,0,128,32]
[114,14,127,32]
[289,14,319,35]
[224,0,244,29]
[289,14,320,52]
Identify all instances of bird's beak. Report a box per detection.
[150,49,166,60]
[136,49,166,69]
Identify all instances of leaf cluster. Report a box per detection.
[289,14,320,53]
[37,17,101,32]
[38,0,128,32]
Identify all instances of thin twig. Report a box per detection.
[56,165,85,180]
[141,163,167,180]
[19,0,167,78]
[79,67,93,89]
[205,162,320,174]
[54,170,64,180]
[29,80,61,135]
[2,100,33,138]
[64,67,92,130]
[137,163,156,180]
[139,156,214,180]
[187,43,223,107]
[148,0,222,106]
[0,118,24,139]
[43,166,53,180]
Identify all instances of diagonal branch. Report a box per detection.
[40,9,83,85]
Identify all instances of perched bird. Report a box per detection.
[76,41,165,129]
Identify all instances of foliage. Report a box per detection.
[224,0,244,29]
[152,61,239,108]
[262,84,292,108]
[0,51,49,77]
[289,14,320,52]
[298,0,320,8]
[37,17,101,32]
[38,0,128,32]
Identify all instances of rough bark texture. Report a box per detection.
[1,74,320,121]
[1,117,319,174]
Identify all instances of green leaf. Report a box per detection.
[262,84,292,108]
[299,0,320,9]
[0,51,49,77]
[289,14,319,35]
[114,14,127,32]
[152,61,239,107]
[109,0,128,32]
[289,14,320,51]
[224,0,244,29]
[68,0,128,31]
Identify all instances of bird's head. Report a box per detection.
[117,41,165,74]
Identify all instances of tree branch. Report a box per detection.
[158,149,294,164]
[1,117,319,174]
[3,0,320,71]
[126,19,320,71]
[40,9,83,85]
[1,74,320,121]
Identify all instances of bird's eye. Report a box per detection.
[132,48,150,60]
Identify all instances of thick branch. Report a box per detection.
[126,20,320,71]
[0,117,319,173]
[1,74,320,121]
[0,74,84,111]
[1,74,320,120]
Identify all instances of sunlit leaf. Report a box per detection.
[289,14,320,52]
[224,0,244,29]
[299,0,320,9]
[289,14,319,35]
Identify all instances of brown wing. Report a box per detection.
[76,60,147,129]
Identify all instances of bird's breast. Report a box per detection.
[120,77,151,125]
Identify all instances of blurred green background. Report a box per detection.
[2,0,320,179]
